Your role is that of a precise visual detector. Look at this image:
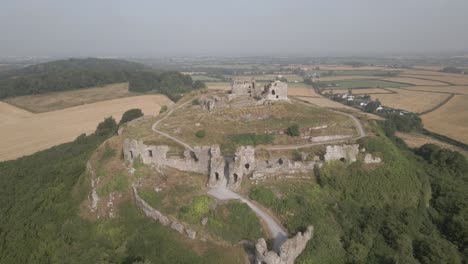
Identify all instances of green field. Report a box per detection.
[191,75,223,82]
[320,79,409,89]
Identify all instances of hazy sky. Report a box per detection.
[1,0,468,57]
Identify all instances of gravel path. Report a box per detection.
[208,187,288,251]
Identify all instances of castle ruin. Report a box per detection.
[230,78,289,101]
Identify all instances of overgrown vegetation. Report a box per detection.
[249,123,468,263]
[0,117,242,264]
[179,196,212,224]
[195,130,206,138]
[206,201,264,243]
[159,105,168,113]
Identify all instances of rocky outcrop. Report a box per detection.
[86,161,100,212]
[364,153,382,164]
[255,226,314,264]
[324,144,360,162]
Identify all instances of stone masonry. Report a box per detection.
[231,78,288,101]
[255,226,314,264]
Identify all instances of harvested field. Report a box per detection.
[331,88,393,94]
[411,66,446,71]
[207,82,230,91]
[288,87,317,97]
[314,65,401,71]
[371,88,451,113]
[403,86,468,95]
[421,94,468,144]
[317,75,381,82]
[395,132,468,157]
[401,72,468,85]
[0,95,171,161]
[321,79,407,89]
[3,83,139,113]
[382,77,448,86]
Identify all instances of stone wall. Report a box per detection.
[123,139,211,174]
[255,226,314,264]
[133,186,197,239]
[231,79,258,98]
[324,144,360,162]
[262,81,288,101]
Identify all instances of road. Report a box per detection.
[208,187,288,252]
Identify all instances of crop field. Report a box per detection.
[421,94,468,144]
[371,88,451,113]
[2,82,139,113]
[400,71,468,85]
[381,77,449,86]
[317,75,381,81]
[207,82,230,90]
[403,85,468,95]
[395,132,468,157]
[0,95,171,161]
[331,88,393,94]
[288,87,317,96]
[321,79,407,89]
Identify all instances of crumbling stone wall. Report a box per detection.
[231,79,258,98]
[199,95,222,111]
[123,139,211,173]
[255,226,314,264]
[324,144,360,162]
[252,157,319,182]
[262,81,288,101]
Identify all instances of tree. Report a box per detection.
[95,117,118,136]
[365,100,380,113]
[159,105,168,113]
[193,80,206,89]
[119,109,143,125]
[195,130,206,138]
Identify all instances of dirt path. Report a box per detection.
[151,100,195,151]
[208,187,288,252]
[263,100,366,150]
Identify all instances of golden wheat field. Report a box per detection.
[403,86,468,95]
[371,88,451,113]
[382,77,449,86]
[400,71,468,85]
[3,83,137,113]
[421,95,468,144]
[0,95,171,161]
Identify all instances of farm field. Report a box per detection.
[395,131,468,157]
[403,85,468,95]
[0,95,171,161]
[191,75,223,82]
[288,87,317,96]
[381,77,449,86]
[321,79,407,89]
[400,72,468,85]
[371,88,451,113]
[317,75,381,81]
[331,88,392,94]
[207,82,230,90]
[421,94,468,144]
[2,82,139,113]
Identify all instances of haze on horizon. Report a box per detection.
[1,0,468,57]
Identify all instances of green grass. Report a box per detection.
[320,79,408,89]
[179,195,212,224]
[221,133,275,154]
[98,172,130,196]
[206,201,265,243]
[139,188,162,209]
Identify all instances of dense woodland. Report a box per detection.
[0,58,202,101]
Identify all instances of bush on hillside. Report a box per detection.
[119,109,143,125]
[286,124,300,137]
[95,117,118,136]
[195,130,206,138]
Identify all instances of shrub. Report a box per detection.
[193,80,206,89]
[159,105,168,113]
[179,196,212,223]
[195,130,206,138]
[286,124,300,137]
[192,99,200,105]
[95,117,118,136]
[119,108,143,125]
